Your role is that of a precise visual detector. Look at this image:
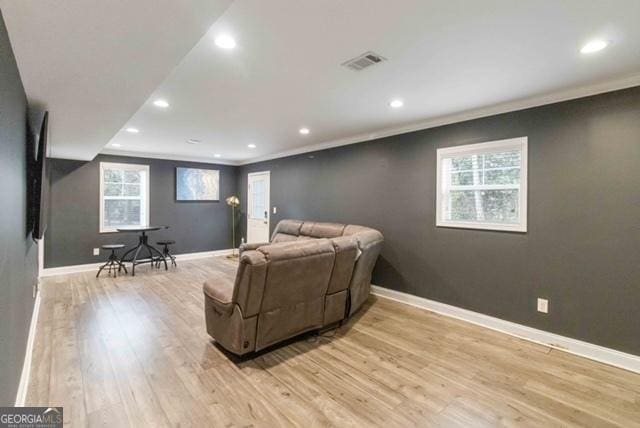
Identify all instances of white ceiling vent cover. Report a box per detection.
[341,51,387,71]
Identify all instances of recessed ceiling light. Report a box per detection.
[214,154,221,158]
[153,99,169,108]
[111,143,122,148]
[580,39,608,54]
[248,143,256,149]
[389,99,404,108]
[186,139,200,145]
[215,34,236,49]
[125,127,139,134]
[299,128,310,135]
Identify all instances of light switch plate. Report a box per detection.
[273,206,277,214]
[93,248,100,256]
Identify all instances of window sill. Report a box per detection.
[436,221,527,233]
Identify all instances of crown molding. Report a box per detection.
[239,74,640,165]
[98,149,240,165]
[96,75,640,167]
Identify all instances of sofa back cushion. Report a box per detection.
[270,219,303,243]
[255,239,335,350]
[342,224,384,315]
[269,219,384,318]
[271,233,299,243]
[259,239,335,310]
[326,236,358,294]
[233,250,268,318]
[299,221,346,239]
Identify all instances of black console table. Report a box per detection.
[117,226,167,276]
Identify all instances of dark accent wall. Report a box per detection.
[45,155,237,268]
[238,87,640,355]
[0,11,39,405]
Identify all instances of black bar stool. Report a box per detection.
[156,240,176,267]
[96,244,128,277]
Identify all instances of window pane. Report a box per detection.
[482,189,519,223]
[484,168,520,185]
[448,189,519,224]
[449,154,484,178]
[104,169,123,183]
[451,171,480,185]
[448,191,479,221]
[484,150,520,168]
[104,183,123,197]
[124,170,141,183]
[451,156,473,171]
[250,180,266,220]
[123,184,141,197]
[104,199,141,227]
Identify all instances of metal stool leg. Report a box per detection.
[96,261,109,278]
[157,244,176,268]
[155,245,165,268]
[131,245,143,276]
[117,258,128,275]
[149,244,168,270]
[162,244,176,267]
[97,249,120,278]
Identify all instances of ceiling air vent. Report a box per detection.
[341,51,387,71]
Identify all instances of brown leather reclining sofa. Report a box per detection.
[203,219,383,355]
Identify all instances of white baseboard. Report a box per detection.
[174,248,233,261]
[15,290,41,406]
[371,285,640,374]
[40,248,234,278]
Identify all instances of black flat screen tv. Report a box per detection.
[30,111,50,241]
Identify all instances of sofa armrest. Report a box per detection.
[203,276,236,316]
[239,241,270,256]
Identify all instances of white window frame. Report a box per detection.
[436,137,528,232]
[99,162,150,233]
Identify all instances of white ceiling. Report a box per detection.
[4,1,640,164]
[0,0,233,160]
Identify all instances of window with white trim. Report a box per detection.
[99,162,149,232]
[436,137,527,232]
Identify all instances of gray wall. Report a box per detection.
[0,11,39,405]
[239,87,640,355]
[46,155,237,268]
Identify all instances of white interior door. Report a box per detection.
[247,171,270,243]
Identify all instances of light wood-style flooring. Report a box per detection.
[28,257,640,427]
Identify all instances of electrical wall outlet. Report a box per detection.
[537,298,549,314]
[273,206,277,214]
[93,248,100,256]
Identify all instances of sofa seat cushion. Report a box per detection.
[203,277,235,316]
